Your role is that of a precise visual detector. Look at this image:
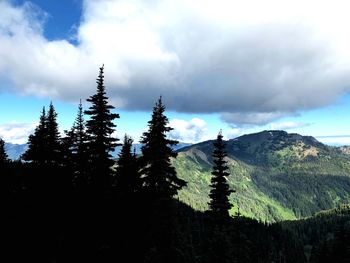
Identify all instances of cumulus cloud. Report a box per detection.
[2,0,350,124]
[169,118,208,143]
[270,121,311,130]
[0,122,36,144]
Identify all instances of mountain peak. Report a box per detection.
[231,130,322,147]
[178,130,325,166]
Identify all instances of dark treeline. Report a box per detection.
[0,66,341,262]
[282,204,350,262]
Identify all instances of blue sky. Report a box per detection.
[1,0,350,145]
[12,0,82,40]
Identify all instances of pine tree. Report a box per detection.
[208,131,233,219]
[46,102,61,165]
[73,100,87,156]
[139,98,187,263]
[23,103,61,166]
[140,96,187,199]
[0,138,9,164]
[85,65,120,188]
[115,135,140,195]
[62,100,90,186]
[71,100,89,185]
[22,107,48,164]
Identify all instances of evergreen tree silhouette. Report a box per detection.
[85,65,120,189]
[208,131,233,220]
[63,100,90,186]
[22,107,48,164]
[73,100,88,159]
[115,134,140,195]
[0,138,9,164]
[0,138,10,197]
[138,98,187,262]
[46,102,61,165]
[140,96,187,199]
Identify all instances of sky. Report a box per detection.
[1,0,350,145]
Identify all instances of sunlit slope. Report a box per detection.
[174,130,350,222]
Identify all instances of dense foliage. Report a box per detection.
[282,204,350,262]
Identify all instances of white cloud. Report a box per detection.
[169,118,208,143]
[225,128,243,140]
[0,122,36,144]
[270,121,311,130]
[2,0,350,125]
[316,136,350,146]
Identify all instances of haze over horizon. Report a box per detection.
[2,0,350,145]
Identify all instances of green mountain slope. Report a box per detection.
[173,130,350,222]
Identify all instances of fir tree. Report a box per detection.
[140,96,187,199]
[71,100,89,185]
[23,103,61,166]
[208,131,233,219]
[73,100,88,156]
[139,98,187,262]
[115,135,140,195]
[0,138,9,164]
[85,65,120,188]
[22,107,48,164]
[62,100,90,185]
[46,102,61,165]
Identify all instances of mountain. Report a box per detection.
[173,130,350,222]
[5,143,27,160]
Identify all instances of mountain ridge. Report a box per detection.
[174,130,350,222]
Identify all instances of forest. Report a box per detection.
[1,66,350,262]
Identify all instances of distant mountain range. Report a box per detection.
[173,130,350,222]
[4,143,28,160]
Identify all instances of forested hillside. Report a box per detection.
[282,204,350,262]
[174,130,350,221]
